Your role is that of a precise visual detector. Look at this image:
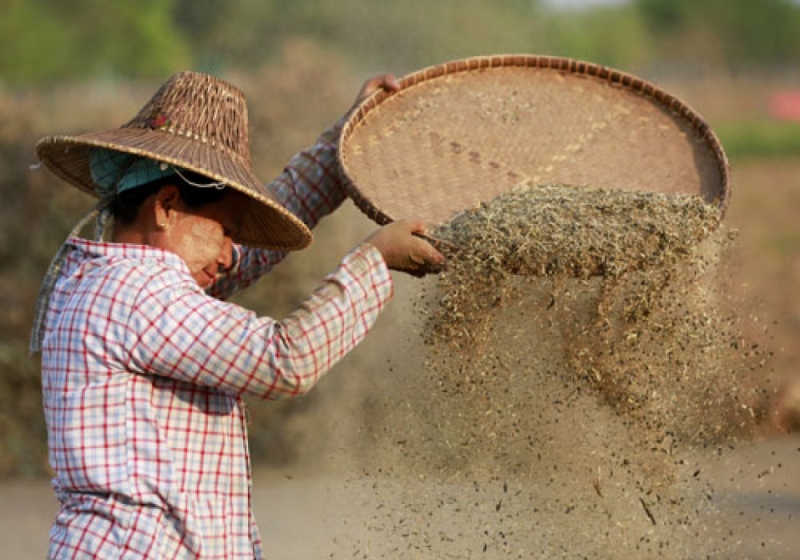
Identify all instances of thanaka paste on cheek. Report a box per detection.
[173,218,224,285]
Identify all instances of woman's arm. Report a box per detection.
[209,74,401,300]
[129,244,393,399]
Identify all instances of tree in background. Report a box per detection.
[634,0,800,73]
[533,3,652,70]
[4,0,800,87]
[171,0,547,74]
[0,0,189,85]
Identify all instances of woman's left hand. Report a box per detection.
[353,74,400,107]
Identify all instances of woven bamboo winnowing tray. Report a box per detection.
[339,55,730,228]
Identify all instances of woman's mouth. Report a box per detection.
[199,268,216,288]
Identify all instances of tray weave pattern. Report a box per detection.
[339,55,730,227]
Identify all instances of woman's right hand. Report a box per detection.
[365,220,445,277]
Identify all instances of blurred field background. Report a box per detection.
[1,0,799,479]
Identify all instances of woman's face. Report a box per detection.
[159,188,248,289]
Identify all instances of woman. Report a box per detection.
[31,71,443,558]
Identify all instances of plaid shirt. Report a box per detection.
[40,123,393,559]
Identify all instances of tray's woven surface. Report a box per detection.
[339,55,730,227]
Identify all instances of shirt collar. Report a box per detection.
[65,236,189,270]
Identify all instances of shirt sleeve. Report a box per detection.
[267,117,348,226]
[209,118,348,301]
[128,243,393,399]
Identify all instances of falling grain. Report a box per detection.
[350,183,772,558]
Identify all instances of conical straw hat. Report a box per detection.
[36,71,311,251]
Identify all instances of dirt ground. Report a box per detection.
[4,433,799,560]
[2,156,798,559]
[251,436,799,559]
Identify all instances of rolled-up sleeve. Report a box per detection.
[267,118,348,226]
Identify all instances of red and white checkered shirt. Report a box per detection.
[39,124,393,559]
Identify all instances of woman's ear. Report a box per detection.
[153,184,182,229]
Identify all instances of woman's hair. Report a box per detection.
[111,170,230,225]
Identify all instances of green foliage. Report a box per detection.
[172,0,546,73]
[536,4,653,68]
[0,1,72,85]
[171,0,648,75]
[5,0,800,87]
[1,0,189,85]
[717,119,800,159]
[633,0,800,69]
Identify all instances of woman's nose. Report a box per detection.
[218,237,234,270]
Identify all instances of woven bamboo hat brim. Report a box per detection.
[36,71,311,251]
[339,55,731,228]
